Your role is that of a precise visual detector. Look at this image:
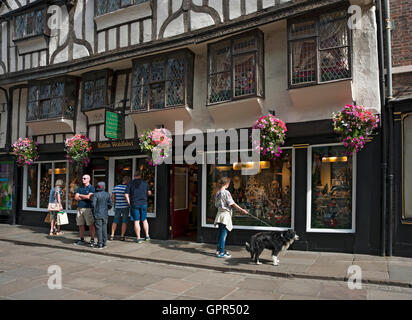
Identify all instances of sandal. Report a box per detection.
[56,231,64,236]
[120,236,126,241]
[49,232,54,236]
[109,236,114,241]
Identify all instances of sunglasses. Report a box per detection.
[82,177,89,180]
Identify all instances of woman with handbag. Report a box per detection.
[48,179,64,236]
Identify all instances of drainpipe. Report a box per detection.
[384,0,394,256]
[376,0,387,257]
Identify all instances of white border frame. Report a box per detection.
[108,155,157,218]
[201,147,295,231]
[306,143,357,233]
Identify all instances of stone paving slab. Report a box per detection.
[1,225,412,289]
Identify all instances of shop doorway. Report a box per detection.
[170,164,198,241]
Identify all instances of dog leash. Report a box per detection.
[242,209,273,227]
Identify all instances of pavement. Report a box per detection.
[0,224,412,289]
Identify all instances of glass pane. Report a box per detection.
[174,167,187,210]
[206,150,293,228]
[290,20,316,39]
[54,163,67,210]
[108,0,120,12]
[121,0,131,7]
[26,11,35,36]
[132,63,149,87]
[167,58,185,80]
[319,11,348,49]
[27,101,39,121]
[97,0,107,15]
[83,80,94,110]
[114,159,133,187]
[234,53,256,97]
[0,162,13,211]
[166,79,184,106]
[132,85,149,111]
[151,60,165,82]
[311,146,353,230]
[36,10,45,35]
[26,164,38,208]
[208,72,231,103]
[209,40,231,74]
[15,15,24,39]
[291,40,316,85]
[233,35,257,54]
[39,100,51,119]
[404,115,412,219]
[39,163,52,209]
[50,98,64,118]
[93,79,106,107]
[29,86,39,102]
[320,47,350,82]
[136,158,156,214]
[150,83,165,109]
[39,84,51,100]
[51,81,65,98]
[68,164,82,211]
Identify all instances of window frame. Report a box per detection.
[201,147,295,231]
[13,6,48,41]
[26,76,79,122]
[207,29,265,106]
[287,8,352,89]
[402,113,412,224]
[95,0,148,17]
[130,49,194,112]
[81,69,112,112]
[306,143,357,233]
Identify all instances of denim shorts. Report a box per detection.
[130,205,148,222]
[113,208,129,224]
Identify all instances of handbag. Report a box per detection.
[57,211,69,225]
[47,202,60,211]
[44,213,51,224]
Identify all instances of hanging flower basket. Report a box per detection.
[65,134,92,166]
[11,137,39,166]
[139,128,172,166]
[252,114,287,160]
[332,105,379,154]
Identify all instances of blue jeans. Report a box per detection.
[216,223,228,254]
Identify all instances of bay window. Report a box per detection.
[96,0,148,16]
[288,9,351,87]
[207,30,264,104]
[81,70,112,111]
[14,8,46,40]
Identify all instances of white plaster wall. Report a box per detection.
[0,90,6,148]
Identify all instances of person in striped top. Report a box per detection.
[110,176,131,241]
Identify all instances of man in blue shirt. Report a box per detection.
[110,175,131,241]
[125,170,152,243]
[74,174,96,247]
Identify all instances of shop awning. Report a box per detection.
[26,118,74,136]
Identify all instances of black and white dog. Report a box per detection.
[245,230,299,266]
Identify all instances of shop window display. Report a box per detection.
[206,150,292,228]
[0,162,13,212]
[310,145,353,230]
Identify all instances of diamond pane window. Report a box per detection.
[288,9,351,87]
[14,9,46,40]
[81,70,111,111]
[27,78,78,121]
[131,50,194,111]
[208,30,264,105]
[95,0,149,16]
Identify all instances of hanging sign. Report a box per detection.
[105,110,123,139]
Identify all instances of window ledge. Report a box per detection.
[94,1,152,32]
[26,118,74,135]
[13,34,49,55]
[207,97,264,130]
[129,105,193,135]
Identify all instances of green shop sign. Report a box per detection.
[105,110,123,139]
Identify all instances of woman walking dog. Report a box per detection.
[214,177,248,258]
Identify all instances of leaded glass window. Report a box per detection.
[95,0,148,16]
[81,70,111,111]
[288,9,351,87]
[27,78,78,121]
[14,9,46,40]
[207,30,264,105]
[131,50,194,112]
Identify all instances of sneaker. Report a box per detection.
[216,251,221,256]
[145,236,151,242]
[94,244,103,249]
[88,240,95,247]
[223,252,231,258]
[136,238,143,244]
[217,252,225,258]
[74,240,86,246]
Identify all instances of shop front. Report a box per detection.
[0,159,15,224]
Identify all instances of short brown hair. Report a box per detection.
[217,177,231,187]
